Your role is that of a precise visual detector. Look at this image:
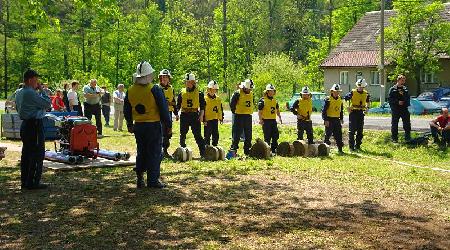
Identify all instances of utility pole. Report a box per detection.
[328,0,333,52]
[379,0,385,104]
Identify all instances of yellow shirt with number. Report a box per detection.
[127,84,160,122]
[181,87,199,112]
[204,94,222,121]
[326,96,342,118]
[162,85,175,112]
[297,98,313,121]
[350,89,368,110]
[235,89,253,115]
[261,95,278,120]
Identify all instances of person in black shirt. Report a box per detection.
[388,75,411,142]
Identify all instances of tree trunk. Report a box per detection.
[328,0,333,53]
[2,0,9,98]
[81,10,86,72]
[116,18,120,84]
[99,31,102,74]
[415,67,422,96]
[222,0,228,100]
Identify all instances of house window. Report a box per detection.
[370,71,379,85]
[421,71,435,84]
[340,71,348,85]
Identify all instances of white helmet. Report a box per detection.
[184,73,196,81]
[355,78,367,88]
[265,83,276,91]
[301,86,310,94]
[207,80,219,89]
[239,81,251,89]
[330,83,342,91]
[159,69,172,78]
[245,79,254,89]
[134,61,154,78]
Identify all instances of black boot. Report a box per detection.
[136,172,145,188]
[163,149,172,159]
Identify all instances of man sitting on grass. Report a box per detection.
[429,108,450,147]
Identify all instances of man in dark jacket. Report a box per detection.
[388,75,411,142]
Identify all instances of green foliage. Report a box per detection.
[251,53,303,102]
[385,1,450,91]
[3,0,419,99]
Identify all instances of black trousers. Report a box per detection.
[262,119,279,153]
[391,108,411,141]
[231,114,252,155]
[180,112,205,156]
[84,103,103,135]
[349,110,365,148]
[101,105,111,125]
[20,119,45,188]
[324,118,344,148]
[204,119,219,146]
[134,122,162,184]
[297,120,314,144]
[162,112,173,150]
[430,126,450,143]
[72,104,83,116]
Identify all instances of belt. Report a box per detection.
[181,108,198,113]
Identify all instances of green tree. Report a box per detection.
[385,1,450,94]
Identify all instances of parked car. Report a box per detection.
[286,92,326,112]
[368,98,442,115]
[436,92,450,108]
[417,87,450,101]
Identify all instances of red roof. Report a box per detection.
[321,51,386,68]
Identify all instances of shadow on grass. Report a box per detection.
[0,167,448,249]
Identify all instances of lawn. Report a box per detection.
[0,122,449,249]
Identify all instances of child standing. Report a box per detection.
[203,80,224,146]
[176,73,206,157]
[322,84,344,153]
[258,84,283,154]
[291,86,314,144]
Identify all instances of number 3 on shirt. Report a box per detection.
[245,101,251,107]
[270,107,275,114]
[187,99,193,108]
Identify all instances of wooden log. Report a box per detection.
[277,142,293,157]
[292,140,307,157]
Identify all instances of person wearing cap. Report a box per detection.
[101,86,111,127]
[124,61,172,188]
[203,80,224,146]
[52,89,66,112]
[83,79,103,136]
[113,84,125,131]
[322,84,344,153]
[388,74,411,142]
[290,86,314,144]
[344,79,371,150]
[429,108,450,146]
[230,79,254,155]
[15,69,52,190]
[159,69,178,157]
[258,84,282,154]
[176,73,206,157]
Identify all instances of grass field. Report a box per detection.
[0,122,449,249]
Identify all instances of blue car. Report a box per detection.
[417,87,450,101]
[286,92,326,112]
[369,98,442,115]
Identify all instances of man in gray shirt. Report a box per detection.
[83,79,103,136]
[15,69,51,190]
